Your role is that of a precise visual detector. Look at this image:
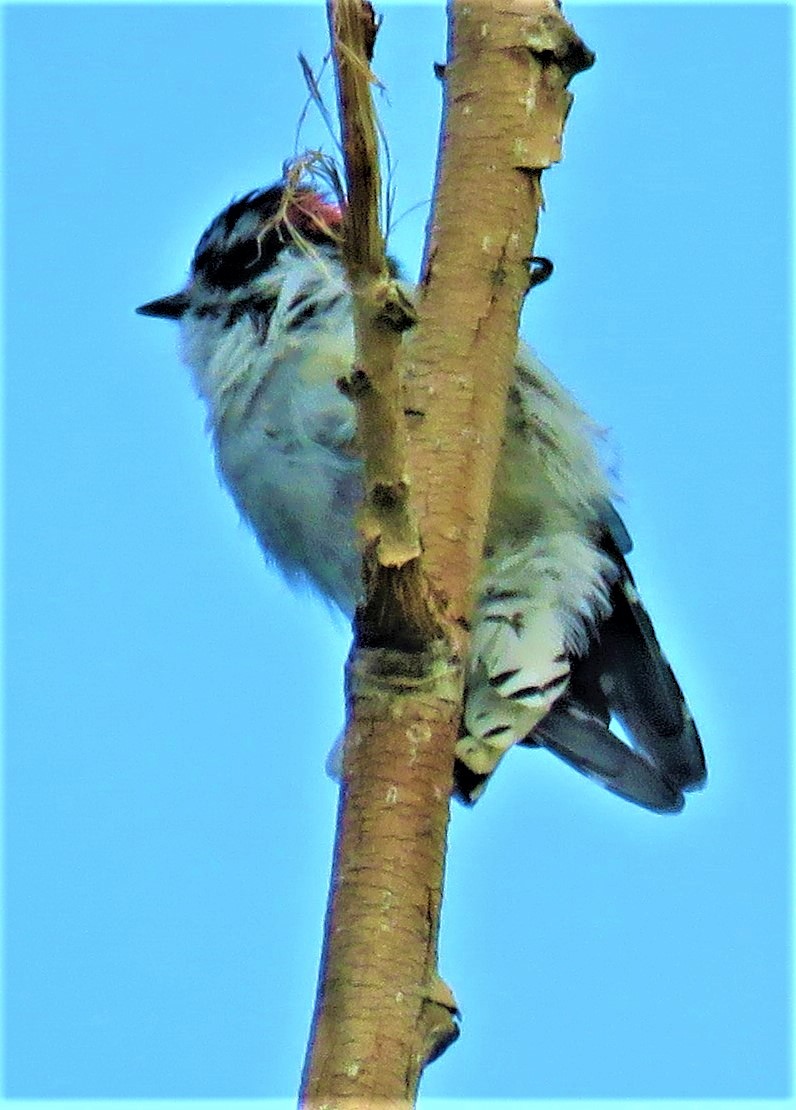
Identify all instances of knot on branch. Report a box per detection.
[357,481,420,573]
[525,12,595,79]
[337,366,371,399]
[371,479,408,511]
[404,976,460,1087]
[373,277,418,333]
[418,1002,460,1067]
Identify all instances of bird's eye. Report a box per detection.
[194,237,273,292]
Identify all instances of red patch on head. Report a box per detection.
[288,192,344,241]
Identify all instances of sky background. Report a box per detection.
[2,1,792,1106]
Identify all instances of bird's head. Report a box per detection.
[136,183,344,321]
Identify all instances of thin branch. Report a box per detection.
[327,0,442,647]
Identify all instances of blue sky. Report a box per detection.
[2,1,792,1104]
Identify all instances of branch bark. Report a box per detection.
[404,0,594,621]
[300,1,593,1104]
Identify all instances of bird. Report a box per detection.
[137,180,706,813]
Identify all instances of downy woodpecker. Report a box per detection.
[138,182,706,812]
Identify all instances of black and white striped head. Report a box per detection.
[136,183,344,321]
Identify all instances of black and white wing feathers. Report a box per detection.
[528,513,706,812]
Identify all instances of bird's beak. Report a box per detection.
[136,292,190,319]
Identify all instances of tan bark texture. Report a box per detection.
[300,1,593,1105]
[404,0,594,623]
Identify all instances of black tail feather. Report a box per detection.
[533,700,685,813]
[598,574,706,790]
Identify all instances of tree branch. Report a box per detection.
[301,5,459,1105]
[404,0,594,624]
[330,0,440,649]
[300,0,592,1104]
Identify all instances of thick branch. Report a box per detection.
[404,0,594,624]
[300,644,461,1106]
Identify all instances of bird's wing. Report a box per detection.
[529,505,706,811]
